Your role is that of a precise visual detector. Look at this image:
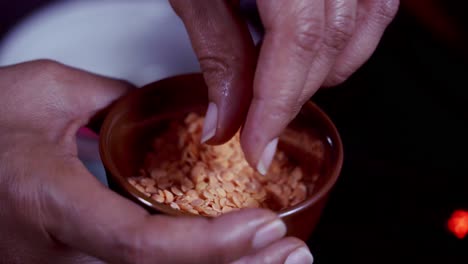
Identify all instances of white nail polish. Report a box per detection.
[256,138,279,175]
[201,102,218,143]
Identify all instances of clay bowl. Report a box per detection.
[99,73,343,240]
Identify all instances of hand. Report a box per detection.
[170,0,399,174]
[0,60,311,264]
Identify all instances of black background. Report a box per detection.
[1,1,467,263]
[309,6,468,264]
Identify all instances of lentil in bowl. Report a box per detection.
[98,74,343,240]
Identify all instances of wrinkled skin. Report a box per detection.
[170,0,399,172]
[0,60,306,264]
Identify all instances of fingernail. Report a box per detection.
[284,247,314,264]
[252,219,287,250]
[256,138,279,175]
[201,102,218,143]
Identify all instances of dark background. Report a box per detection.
[1,1,467,263]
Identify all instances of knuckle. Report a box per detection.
[325,13,355,52]
[255,94,301,125]
[293,27,323,55]
[199,56,230,76]
[291,8,324,55]
[30,59,65,74]
[28,59,70,84]
[198,55,238,86]
[292,20,324,55]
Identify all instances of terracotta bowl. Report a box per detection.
[99,73,343,240]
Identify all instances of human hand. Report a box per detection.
[0,60,311,264]
[170,0,399,174]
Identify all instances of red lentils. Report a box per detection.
[128,113,312,217]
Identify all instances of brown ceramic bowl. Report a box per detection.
[99,73,343,240]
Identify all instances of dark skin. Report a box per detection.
[0,60,308,264]
[0,0,398,262]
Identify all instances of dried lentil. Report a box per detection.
[128,113,313,217]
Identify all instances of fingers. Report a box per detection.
[241,0,357,173]
[298,0,357,101]
[43,161,287,264]
[232,237,313,264]
[241,0,326,174]
[323,0,399,86]
[170,0,257,144]
[170,0,396,176]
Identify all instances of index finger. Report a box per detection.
[240,0,327,174]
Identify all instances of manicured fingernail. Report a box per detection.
[201,102,218,143]
[284,247,314,264]
[252,219,287,250]
[256,138,279,175]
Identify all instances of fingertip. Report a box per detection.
[240,98,289,174]
[202,90,251,146]
[201,102,218,144]
[256,137,278,175]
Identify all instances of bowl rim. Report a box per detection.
[99,73,344,218]
[277,101,343,218]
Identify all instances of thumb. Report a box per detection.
[45,161,287,264]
